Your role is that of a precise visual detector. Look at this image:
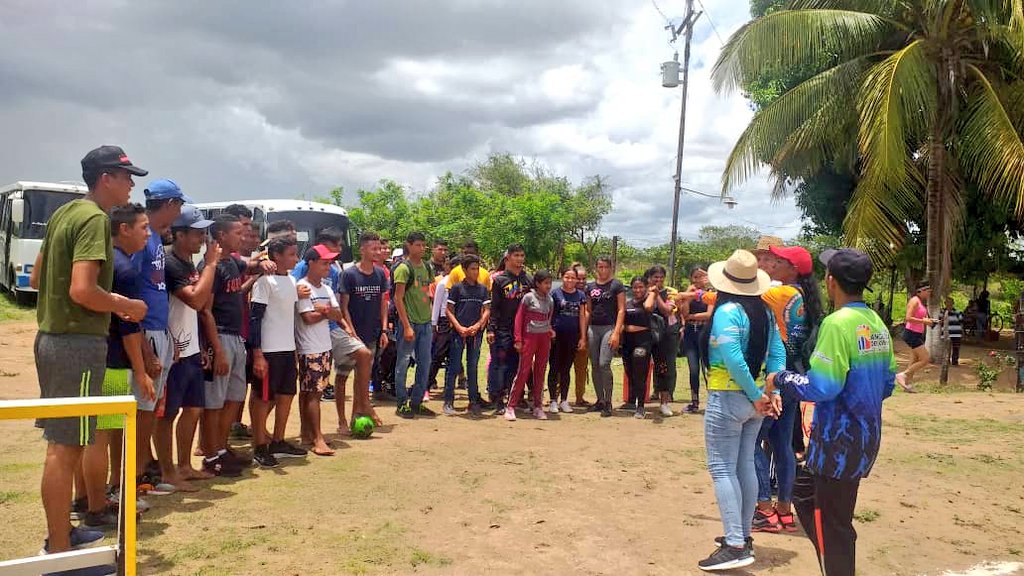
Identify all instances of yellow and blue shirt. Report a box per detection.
[707,301,786,401]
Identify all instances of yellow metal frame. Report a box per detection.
[0,395,137,576]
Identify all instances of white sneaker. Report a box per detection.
[505,407,517,421]
[534,407,548,420]
[660,403,673,417]
[443,403,457,416]
[559,400,573,413]
[548,401,559,414]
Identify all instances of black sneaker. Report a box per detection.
[469,403,483,418]
[715,536,755,558]
[415,404,437,417]
[229,422,252,439]
[70,497,88,521]
[321,384,336,401]
[698,544,754,571]
[269,440,308,458]
[588,401,605,413]
[253,445,279,468]
[619,402,636,411]
[82,506,118,529]
[601,405,613,418]
[396,401,415,419]
[479,399,495,410]
[202,454,243,477]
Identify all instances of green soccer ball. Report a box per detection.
[351,416,375,439]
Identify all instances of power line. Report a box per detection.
[651,0,672,25]
[695,0,726,46]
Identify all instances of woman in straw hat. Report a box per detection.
[697,250,785,572]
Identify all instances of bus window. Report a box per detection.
[22,190,82,239]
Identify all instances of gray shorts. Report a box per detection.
[207,334,248,409]
[129,329,173,412]
[331,328,368,371]
[34,332,107,446]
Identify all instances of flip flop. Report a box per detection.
[312,447,335,457]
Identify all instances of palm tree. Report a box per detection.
[712,0,1024,336]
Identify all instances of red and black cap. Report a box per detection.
[81,145,148,177]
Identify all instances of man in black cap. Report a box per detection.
[766,248,896,576]
[29,145,149,575]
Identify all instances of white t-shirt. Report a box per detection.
[168,295,200,358]
[251,274,298,353]
[431,274,449,326]
[295,278,338,355]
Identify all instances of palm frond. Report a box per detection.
[959,65,1024,216]
[843,155,925,263]
[857,39,937,204]
[712,9,893,95]
[720,57,868,191]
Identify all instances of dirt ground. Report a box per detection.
[2,320,1023,576]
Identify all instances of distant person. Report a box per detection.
[646,265,679,416]
[622,276,657,419]
[942,297,964,366]
[570,264,592,407]
[30,145,148,573]
[680,266,713,413]
[585,256,626,417]
[897,283,934,392]
[446,240,493,291]
[295,244,346,456]
[81,204,152,529]
[340,232,389,426]
[768,248,896,576]
[427,238,449,278]
[162,206,222,487]
[547,267,588,414]
[250,237,307,467]
[507,270,555,421]
[487,244,532,413]
[443,255,491,417]
[393,232,436,418]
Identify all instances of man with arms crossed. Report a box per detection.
[30,145,148,576]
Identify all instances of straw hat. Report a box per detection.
[754,235,784,253]
[708,250,772,296]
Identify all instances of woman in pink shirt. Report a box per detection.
[897,283,935,392]
[507,270,555,421]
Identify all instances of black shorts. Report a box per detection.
[163,354,206,418]
[257,351,298,401]
[903,330,926,349]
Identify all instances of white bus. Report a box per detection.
[0,181,88,304]
[196,199,356,263]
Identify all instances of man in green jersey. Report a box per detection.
[30,146,148,570]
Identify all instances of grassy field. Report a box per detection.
[1,318,1023,575]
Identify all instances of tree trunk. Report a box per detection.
[925,130,948,378]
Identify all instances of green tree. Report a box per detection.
[346,180,414,242]
[713,0,1024,353]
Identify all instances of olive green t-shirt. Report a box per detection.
[37,199,114,336]
[393,260,433,325]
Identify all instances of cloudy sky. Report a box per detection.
[0,0,802,246]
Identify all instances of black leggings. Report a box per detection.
[548,331,579,402]
[682,324,703,403]
[623,330,653,407]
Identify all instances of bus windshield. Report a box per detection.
[267,211,352,260]
[21,190,83,239]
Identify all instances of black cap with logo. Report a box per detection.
[820,248,873,291]
[81,145,149,178]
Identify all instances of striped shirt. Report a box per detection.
[944,309,963,340]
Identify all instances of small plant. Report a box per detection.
[976,351,1016,391]
[854,509,880,523]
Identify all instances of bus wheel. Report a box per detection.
[14,289,34,307]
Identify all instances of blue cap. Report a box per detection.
[172,205,214,229]
[144,178,192,203]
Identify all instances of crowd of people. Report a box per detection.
[29,145,897,576]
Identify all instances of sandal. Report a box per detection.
[777,511,799,532]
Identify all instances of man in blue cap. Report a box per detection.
[133,178,188,493]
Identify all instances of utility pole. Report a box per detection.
[667,0,701,287]
[611,235,620,269]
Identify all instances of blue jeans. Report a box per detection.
[395,322,433,408]
[445,333,482,404]
[704,390,764,548]
[755,393,799,503]
[487,331,518,404]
